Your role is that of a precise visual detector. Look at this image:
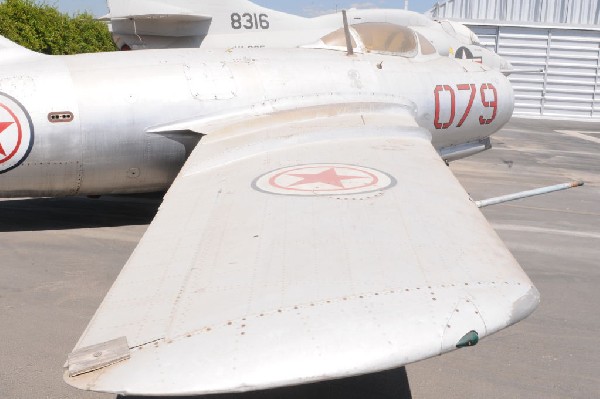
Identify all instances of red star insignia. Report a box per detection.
[288,167,364,189]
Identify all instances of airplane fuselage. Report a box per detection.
[0,47,513,197]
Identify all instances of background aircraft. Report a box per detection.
[0,5,538,397]
[104,0,511,70]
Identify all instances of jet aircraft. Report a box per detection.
[104,0,510,70]
[0,3,540,396]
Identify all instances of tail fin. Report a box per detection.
[0,35,30,51]
[0,35,41,61]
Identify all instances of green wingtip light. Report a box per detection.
[456,330,479,348]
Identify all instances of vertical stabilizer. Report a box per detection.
[0,35,41,61]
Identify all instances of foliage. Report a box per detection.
[0,0,116,54]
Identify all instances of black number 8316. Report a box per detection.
[231,13,270,30]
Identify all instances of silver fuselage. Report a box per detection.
[0,47,513,197]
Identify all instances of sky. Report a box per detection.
[54,0,435,17]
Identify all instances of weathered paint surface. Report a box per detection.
[0,35,512,197]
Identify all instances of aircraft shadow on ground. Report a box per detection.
[118,367,413,399]
[0,195,162,232]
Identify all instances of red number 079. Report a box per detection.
[434,83,498,130]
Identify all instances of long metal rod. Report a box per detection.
[475,181,584,208]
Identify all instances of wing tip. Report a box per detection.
[508,285,540,327]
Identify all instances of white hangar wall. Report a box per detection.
[428,0,600,24]
[428,0,600,119]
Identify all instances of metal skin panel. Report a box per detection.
[65,109,537,395]
[0,57,84,196]
[0,44,513,197]
[70,61,195,195]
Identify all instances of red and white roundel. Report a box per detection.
[253,164,396,196]
[0,93,34,174]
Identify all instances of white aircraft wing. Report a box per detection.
[64,103,538,396]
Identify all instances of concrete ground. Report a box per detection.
[0,118,598,399]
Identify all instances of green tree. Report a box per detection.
[0,0,116,54]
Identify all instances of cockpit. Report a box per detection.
[305,22,437,58]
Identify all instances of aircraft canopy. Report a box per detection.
[313,22,436,57]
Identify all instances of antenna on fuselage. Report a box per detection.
[342,10,354,56]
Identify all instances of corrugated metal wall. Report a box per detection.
[429,0,600,25]
[473,25,600,118]
[427,0,600,119]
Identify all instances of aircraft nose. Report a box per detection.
[482,47,513,71]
